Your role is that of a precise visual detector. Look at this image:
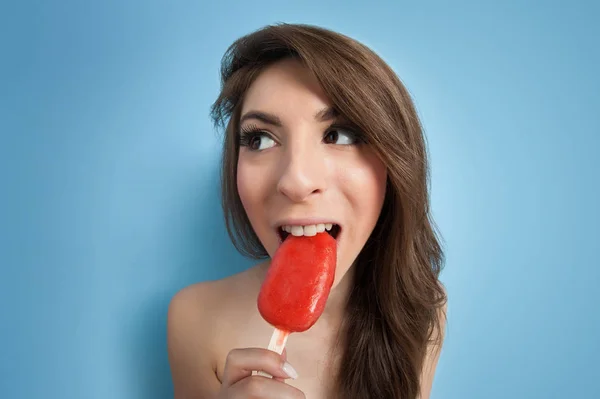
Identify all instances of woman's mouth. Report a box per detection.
[277,223,341,244]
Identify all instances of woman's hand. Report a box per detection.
[218,348,305,399]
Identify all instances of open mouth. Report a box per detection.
[277,224,341,244]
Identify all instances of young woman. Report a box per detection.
[168,23,448,399]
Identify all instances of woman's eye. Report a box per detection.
[324,127,358,145]
[248,133,276,151]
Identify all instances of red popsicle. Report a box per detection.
[257,231,337,358]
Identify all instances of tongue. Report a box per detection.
[257,232,337,333]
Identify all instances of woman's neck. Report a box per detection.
[321,264,355,328]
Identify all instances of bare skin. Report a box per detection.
[168,59,445,398]
[168,263,445,398]
[168,261,354,398]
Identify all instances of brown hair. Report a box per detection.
[210,23,447,399]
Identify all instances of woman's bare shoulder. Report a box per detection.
[167,263,267,398]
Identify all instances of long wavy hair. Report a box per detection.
[210,23,447,399]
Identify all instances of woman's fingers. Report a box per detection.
[219,348,304,399]
[221,348,297,386]
[229,376,306,399]
[273,348,288,382]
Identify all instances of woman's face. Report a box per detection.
[237,58,387,288]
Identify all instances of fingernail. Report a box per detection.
[282,362,298,379]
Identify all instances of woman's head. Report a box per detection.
[235,57,387,289]
[211,23,446,399]
[212,23,430,276]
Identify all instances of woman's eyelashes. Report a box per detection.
[323,124,364,145]
[238,124,276,151]
[239,123,365,151]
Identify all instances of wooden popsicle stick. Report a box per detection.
[254,328,290,378]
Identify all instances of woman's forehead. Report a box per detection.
[240,59,334,125]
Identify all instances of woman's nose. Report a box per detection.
[276,145,326,202]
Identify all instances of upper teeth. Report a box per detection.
[281,223,333,237]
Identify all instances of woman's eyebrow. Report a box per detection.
[240,107,340,126]
[314,106,339,122]
[240,111,282,127]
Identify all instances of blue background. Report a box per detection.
[1,1,598,398]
